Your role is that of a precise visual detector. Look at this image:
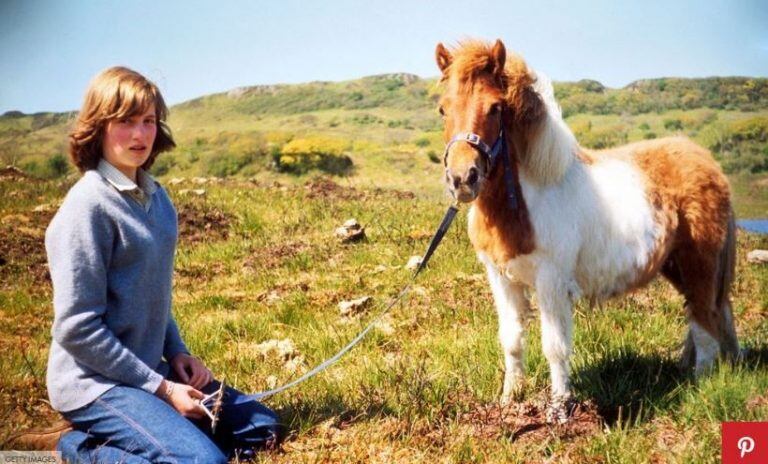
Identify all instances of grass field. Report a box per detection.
[1,162,767,462]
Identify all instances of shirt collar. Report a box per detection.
[97,159,158,196]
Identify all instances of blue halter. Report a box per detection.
[443,126,518,210]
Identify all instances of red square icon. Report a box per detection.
[722,422,768,464]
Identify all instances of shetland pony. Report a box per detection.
[435,39,739,422]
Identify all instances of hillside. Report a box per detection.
[1,74,767,188]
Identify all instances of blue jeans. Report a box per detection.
[57,379,283,463]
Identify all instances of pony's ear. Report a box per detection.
[435,43,452,74]
[491,39,506,77]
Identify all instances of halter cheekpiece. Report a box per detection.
[442,125,518,210]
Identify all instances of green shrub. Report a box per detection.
[273,136,353,175]
[719,151,768,174]
[414,137,431,148]
[349,113,383,125]
[18,154,69,179]
[20,160,40,177]
[727,117,768,142]
[150,154,175,177]
[200,131,270,177]
[388,119,413,129]
[572,122,628,149]
[46,154,69,178]
[205,152,255,177]
[663,119,683,131]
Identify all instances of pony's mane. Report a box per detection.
[526,71,577,184]
[445,40,577,185]
[442,40,503,83]
[441,40,529,87]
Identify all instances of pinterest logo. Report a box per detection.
[723,423,767,463]
[738,436,755,458]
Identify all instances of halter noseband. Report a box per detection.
[442,126,518,210]
[443,131,504,171]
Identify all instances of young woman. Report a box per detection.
[44,67,282,463]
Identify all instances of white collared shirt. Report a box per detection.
[96,159,158,212]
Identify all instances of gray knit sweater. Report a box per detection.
[45,169,188,412]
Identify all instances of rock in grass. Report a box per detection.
[284,355,307,374]
[747,250,768,264]
[374,315,395,336]
[406,255,423,270]
[32,203,54,213]
[335,218,366,243]
[338,296,372,317]
[178,189,206,196]
[254,338,298,361]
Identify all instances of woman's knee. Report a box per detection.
[69,386,228,464]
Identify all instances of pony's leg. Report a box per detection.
[674,204,738,374]
[482,259,531,404]
[661,256,697,368]
[690,316,720,375]
[536,267,578,423]
[674,250,722,375]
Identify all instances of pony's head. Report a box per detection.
[435,39,546,202]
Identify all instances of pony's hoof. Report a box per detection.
[546,396,574,424]
[501,382,525,405]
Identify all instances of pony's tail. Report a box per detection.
[715,208,739,360]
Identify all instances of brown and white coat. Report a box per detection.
[436,40,738,422]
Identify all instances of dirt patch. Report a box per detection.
[371,187,415,200]
[176,201,231,244]
[0,166,40,183]
[458,399,602,444]
[0,210,54,286]
[747,394,768,410]
[175,261,228,279]
[303,177,415,201]
[244,241,311,270]
[304,177,366,201]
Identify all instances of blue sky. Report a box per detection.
[1,0,766,113]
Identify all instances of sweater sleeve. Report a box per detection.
[163,316,190,361]
[46,197,164,394]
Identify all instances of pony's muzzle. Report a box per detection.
[445,166,480,203]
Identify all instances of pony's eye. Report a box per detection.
[488,103,501,115]
[438,106,445,117]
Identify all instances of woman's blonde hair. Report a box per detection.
[69,66,175,173]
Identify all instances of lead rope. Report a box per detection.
[250,204,460,401]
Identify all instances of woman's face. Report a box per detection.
[102,104,157,179]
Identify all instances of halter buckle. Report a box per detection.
[464,133,480,144]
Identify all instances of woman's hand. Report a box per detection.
[170,353,214,389]
[155,379,207,419]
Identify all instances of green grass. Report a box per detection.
[1,170,767,462]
